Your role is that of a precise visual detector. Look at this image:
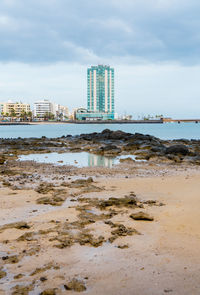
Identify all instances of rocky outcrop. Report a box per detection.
[1,129,200,165]
[99,144,121,155]
[165,145,189,156]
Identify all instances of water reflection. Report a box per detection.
[88,154,114,168]
[18,152,136,168]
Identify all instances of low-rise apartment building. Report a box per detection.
[33,100,54,118]
[34,100,69,120]
[0,101,31,117]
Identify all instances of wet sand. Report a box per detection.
[0,168,200,295]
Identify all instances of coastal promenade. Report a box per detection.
[66,119,163,124]
[0,119,163,125]
[1,118,200,126]
[163,118,200,123]
[0,122,31,125]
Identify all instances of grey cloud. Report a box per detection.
[0,0,200,64]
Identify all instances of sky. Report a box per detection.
[0,0,200,118]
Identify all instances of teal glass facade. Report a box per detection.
[87,65,114,119]
[75,110,114,121]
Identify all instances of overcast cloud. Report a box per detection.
[0,0,200,117]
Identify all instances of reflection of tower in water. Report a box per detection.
[88,154,114,168]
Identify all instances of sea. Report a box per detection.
[0,123,200,140]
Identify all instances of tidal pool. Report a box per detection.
[18,152,139,168]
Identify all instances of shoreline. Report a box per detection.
[0,119,163,126]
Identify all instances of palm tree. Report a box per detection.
[44,112,55,121]
[10,108,16,121]
[20,110,27,121]
[27,111,32,121]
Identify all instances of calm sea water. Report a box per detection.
[0,123,200,140]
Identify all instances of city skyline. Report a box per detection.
[0,1,200,118]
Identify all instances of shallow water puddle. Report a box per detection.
[18,152,139,168]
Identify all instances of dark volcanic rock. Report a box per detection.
[99,145,121,154]
[165,145,189,156]
[2,129,200,165]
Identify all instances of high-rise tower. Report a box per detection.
[87,65,114,118]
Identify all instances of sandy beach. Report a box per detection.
[0,165,200,294]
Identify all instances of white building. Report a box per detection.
[34,100,54,118]
[55,104,69,120]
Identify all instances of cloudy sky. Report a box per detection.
[0,0,200,118]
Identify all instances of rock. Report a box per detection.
[0,156,5,165]
[30,263,58,276]
[17,232,35,242]
[11,284,34,295]
[165,145,189,156]
[14,273,24,279]
[108,130,132,140]
[98,196,138,209]
[35,183,55,194]
[54,237,74,249]
[119,157,135,163]
[77,232,105,247]
[0,270,6,279]
[0,221,30,232]
[67,177,94,188]
[2,255,20,264]
[134,149,153,160]
[101,128,111,134]
[99,145,121,154]
[130,212,154,221]
[151,146,166,153]
[36,195,66,206]
[73,177,93,184]
[40,289,57,295]
[117,244,129,249]
[64,278,86,292]
[143,200,165,206]
[111,224,139,237]
[123,143,138,151]
[40,276,48,282]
